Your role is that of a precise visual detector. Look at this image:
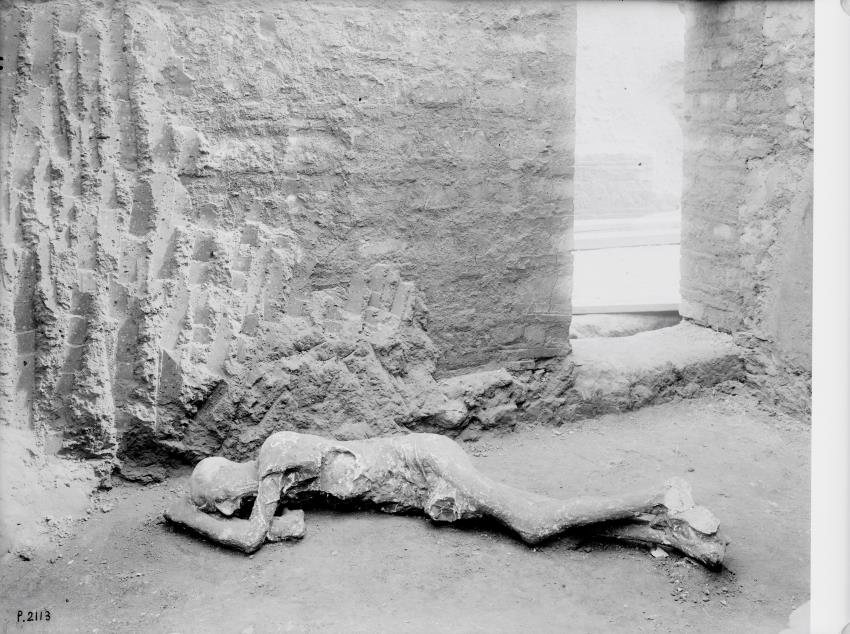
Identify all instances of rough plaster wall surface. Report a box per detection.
[0,1,577,467]
[680,1,813,415]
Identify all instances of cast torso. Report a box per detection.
[257,432,436,511]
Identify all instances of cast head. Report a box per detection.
[189,457,259,516]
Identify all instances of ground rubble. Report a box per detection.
[0,268,771,561]
[0,395,809,634]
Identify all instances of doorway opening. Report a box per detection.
[571,1,685,339]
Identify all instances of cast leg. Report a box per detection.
[416,434,674,541]
[414,435,724,565]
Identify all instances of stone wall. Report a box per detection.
[0,0,576,461]
[680,0,813,415]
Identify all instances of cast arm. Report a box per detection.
[165,473,283,553]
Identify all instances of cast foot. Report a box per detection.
[662,477,695,515]
[653,513,728,568]
[656,478,726,567]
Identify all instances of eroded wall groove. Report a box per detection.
[1,0,577,467]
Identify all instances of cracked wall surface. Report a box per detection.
[0,0,576,464]
[680,1,813,415]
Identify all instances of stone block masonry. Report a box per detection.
[0,1,576,461]
[680,1,812,415]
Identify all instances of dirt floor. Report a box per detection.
[0,394,809,633]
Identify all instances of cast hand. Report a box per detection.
[164,496,199,525]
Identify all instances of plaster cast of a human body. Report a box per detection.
[164,431,727,568]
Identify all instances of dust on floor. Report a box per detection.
[0,395,809,634]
